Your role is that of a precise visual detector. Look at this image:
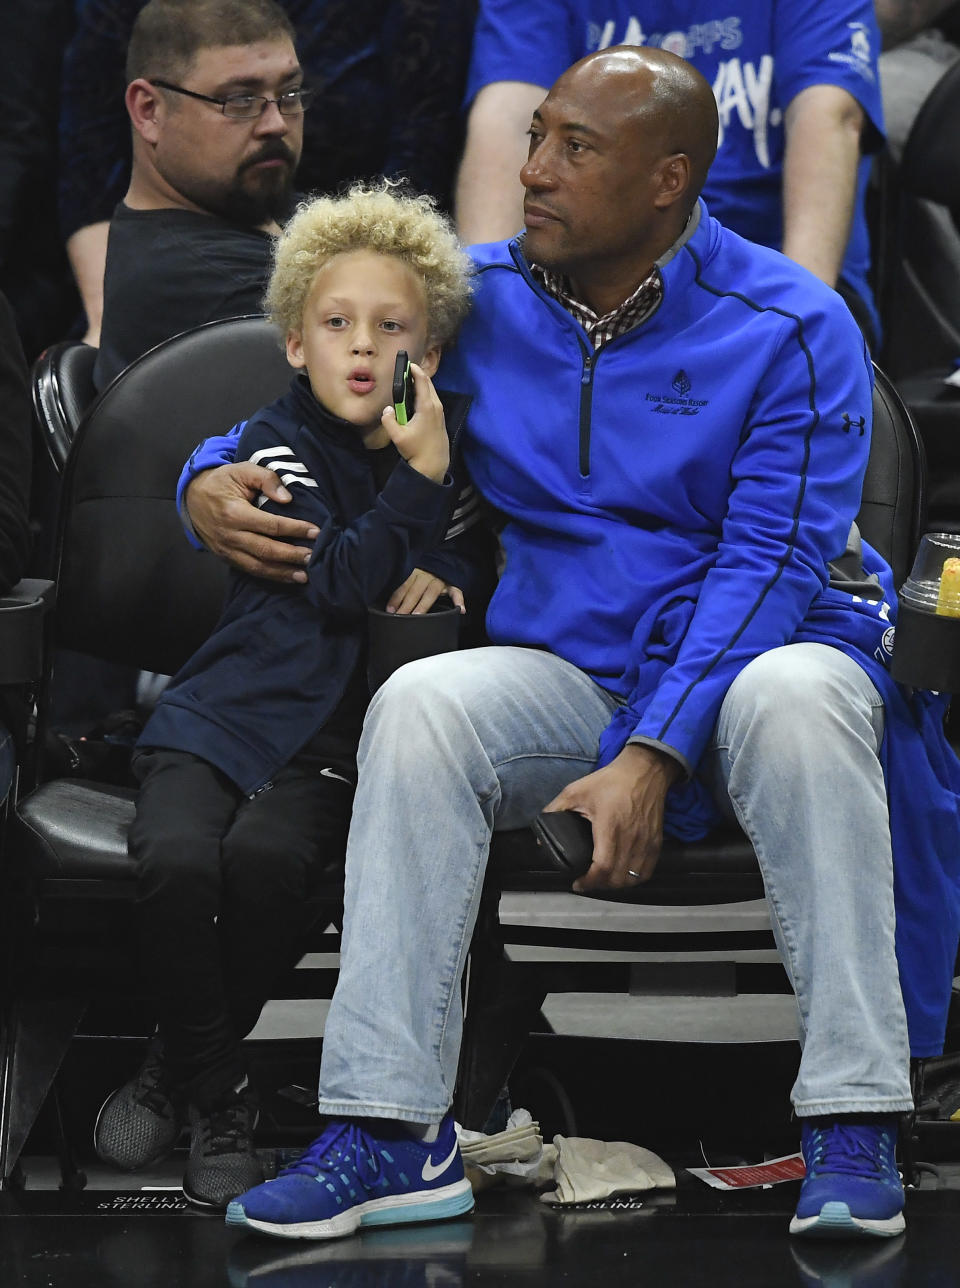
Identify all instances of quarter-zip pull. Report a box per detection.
[579,352,596,476]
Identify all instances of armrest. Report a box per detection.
[0,579,55,684]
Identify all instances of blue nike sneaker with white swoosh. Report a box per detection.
[789,1118,905,1240]
[225,1113,474,1240]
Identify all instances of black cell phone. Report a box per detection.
[392,350,415,425]
[531,810,594,877]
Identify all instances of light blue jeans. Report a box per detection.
[317,642,913,1123]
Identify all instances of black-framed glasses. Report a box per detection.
[150,79,314,118]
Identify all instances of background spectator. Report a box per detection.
[92,0,306,390]
[877,0,960,156]
[60,0,477,344]
[455,1,884,343]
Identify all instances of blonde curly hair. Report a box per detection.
[265,183,474,345]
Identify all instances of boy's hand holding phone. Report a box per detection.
[381,352,449,483]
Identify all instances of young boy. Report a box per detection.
[93,184,481,1209]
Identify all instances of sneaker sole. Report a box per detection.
[183,1181,244,1212]
[790,1201,906,1240]
[225,1178,475,1241]
[184,1185,266,1212]
[184,1190,229,1211]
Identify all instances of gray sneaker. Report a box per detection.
[94,1038,185,1170]
[182,1078,264,1209]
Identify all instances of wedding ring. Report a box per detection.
[627,869,642,878]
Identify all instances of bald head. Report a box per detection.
[557,45,719,206]
[519,43,719,313]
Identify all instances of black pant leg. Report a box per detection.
[218,761,353,1041]
[129,748,245,1095]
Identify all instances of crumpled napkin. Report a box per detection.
[456,1109,544,1190]
[539,1134,675,1205]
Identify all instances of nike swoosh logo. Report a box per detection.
[421,1140,459,1183]
[319,767,353,785]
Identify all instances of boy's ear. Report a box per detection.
[286,329,306,370]
[419,342,441,379]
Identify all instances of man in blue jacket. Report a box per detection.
[185,48,960,1242]
[455,0,885,346]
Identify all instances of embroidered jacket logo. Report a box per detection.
[646,371,707,416]
[842,412,866,436]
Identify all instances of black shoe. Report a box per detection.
[94,1037,185,1170]
[183,1077,264,1209]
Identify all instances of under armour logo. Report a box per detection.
[841,413,865,435]
[672,370,691,396]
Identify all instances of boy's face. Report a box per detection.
[286,250,440,438]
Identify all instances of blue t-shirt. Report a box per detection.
[466,1,884,335]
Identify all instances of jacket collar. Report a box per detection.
[508,198,712,311]
[289,374,368,455]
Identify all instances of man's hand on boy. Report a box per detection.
[380,362,450,483]
[184,463,318,584]
[386,569,465,616]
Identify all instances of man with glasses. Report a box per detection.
[93,0,308,390]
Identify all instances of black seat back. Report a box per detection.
[899,58,960,210]
[53,315,291,676]
[31,342,98,473]
[875,59,960,379]
[859,362,927,588]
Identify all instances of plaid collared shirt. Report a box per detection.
[529,259,664,350]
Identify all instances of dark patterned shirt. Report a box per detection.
[530,261,664,350]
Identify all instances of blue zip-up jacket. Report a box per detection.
[444,205,875,773]
[146,375,480,795]
[439,206,960,1055]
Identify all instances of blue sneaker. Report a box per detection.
[789,1118,905,1240]
[225,1113,474,1241]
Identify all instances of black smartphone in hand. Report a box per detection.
[392,351,415,425]
[532,810,594,877]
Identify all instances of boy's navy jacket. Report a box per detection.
[142,374,480,795]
